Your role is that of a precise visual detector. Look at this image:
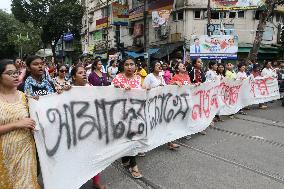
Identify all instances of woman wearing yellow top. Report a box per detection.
[135,61,147,85]
[0,59,40,189]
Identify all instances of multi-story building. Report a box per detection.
[81,0,129,59]
[82,0,284,61]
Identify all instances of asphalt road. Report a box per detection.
[77,100,284,189]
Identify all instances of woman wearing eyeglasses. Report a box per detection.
[53,64,71,93]
[0,59,40,189]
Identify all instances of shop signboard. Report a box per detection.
[111,2,129,26]
[211,0,265,10]
[189,35,239,60]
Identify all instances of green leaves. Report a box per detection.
[11,0,84,50]
[0,10,41,59]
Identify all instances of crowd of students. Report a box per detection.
[0,55,283,189]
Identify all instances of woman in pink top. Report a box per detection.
[112,59,142,89]
[161,62,172,84]
[112,58,143,179]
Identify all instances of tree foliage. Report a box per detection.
[248,0,284,62]
[0,10,41,59]
[11,0,84,56]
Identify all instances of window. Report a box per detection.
[254,11,260,20]
[173,13,177,21]
[229,12,236,18]
[211,12,220,19]
[194,10,201,19]
[173,11,184,21]
[276,14,280,22]
[238,11,245,18]
[220,12,226,19]
[177,11,184,20]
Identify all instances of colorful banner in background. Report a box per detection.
[111,2,129,26]
[29,77,280,189]
[129,5,144,21]
[152,10,171,28]
[211,0,265,10]
[148,0,174,12]
[189,35,239,60]
[96,17,108,30]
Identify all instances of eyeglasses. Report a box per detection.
[3,70,20,77]
[59,70,67,73]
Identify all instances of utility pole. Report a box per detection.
[143,0,149,69]
[106,0,109,56]
[207,0,211,36]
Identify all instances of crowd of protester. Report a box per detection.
[0,55,283,189]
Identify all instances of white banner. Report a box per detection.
[29,76,280,189]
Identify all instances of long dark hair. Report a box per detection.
[149,60,160,73]
[217,63,226,77]
[0,59,15,76]
[71,65,84,79]
[91,59,101,72]
[26,55,42,68]
[174,62,183,74]
[118,57,136,73]
[22,55,43,82]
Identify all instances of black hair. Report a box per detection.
[26,55,42,68]
[252,63,260,71]
[192,58,201,66]
[57,64,68,72]
[118,57,136,73]
[174,62,183,74]
[70,65,85,80]
[262,60,271,70]
[237,62,246,70]
[149,60,161,73]
[109,60,115,67]
[208,61,217,69]
[194,38,199,42]
[0,59,15,76]
[91,59,101,72]
[217,63,226,77]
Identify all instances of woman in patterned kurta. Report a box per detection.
[0,59,40,189]
[112,58,143,179]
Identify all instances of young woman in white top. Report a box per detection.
[143,61,166,89]
[236,63,248,80]
[143,60,180,150]
[205,61,218,82]
[261,61,277,79]
[107,60,118,83]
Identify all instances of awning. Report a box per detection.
[238,47,279,54]
[151,42,184,59]
[125,48,159,58]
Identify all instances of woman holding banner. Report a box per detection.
[70,65,107,189]
[0,59,40,189]
[112,57,143,179]
[143,60,180,150]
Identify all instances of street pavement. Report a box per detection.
[77,100,283,189]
